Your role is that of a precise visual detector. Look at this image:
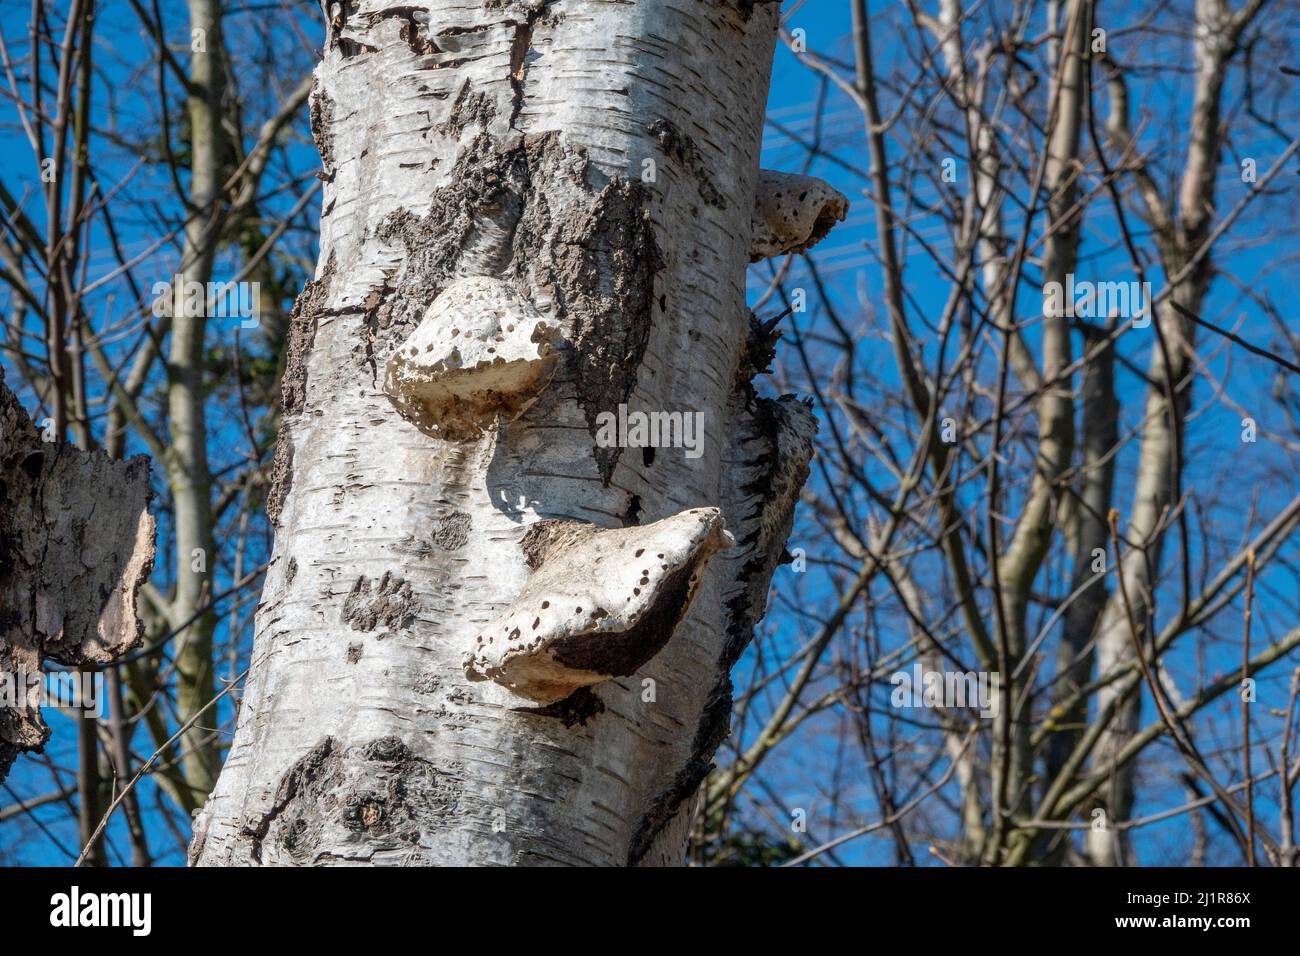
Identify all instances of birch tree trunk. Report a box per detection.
[192,0,840,866]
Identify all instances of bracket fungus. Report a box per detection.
[465,508,735,704]
[1,369,155,782]
[749,169,849,261]
[383,275,562,440]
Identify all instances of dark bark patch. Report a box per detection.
[363,735,413,763]
[432,512,471,550]
[434,79,495,137]
[437,23,490,37]
[265,437,294,527]
[309,88,336,178]
[346,641,363,664]
[372,133,527,348]
[244,736,340,864]
[331,2,380,61]
[342,571,416,632]
[371,6,438,56]
[519,518,595,570]
[495,131,664,482]
[507,15,533,127]
[337,37,379,56]
[515,163,663,483]
[255,735,451,863]
[283,260,331,413]
[647,119,726,209]
[267,253,335,526]
[414,672,441,694]
[337,738,435,841]
[736,310,782,393]
[566,179,662,483]
[331,1,439,59]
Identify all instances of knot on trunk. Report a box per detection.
[749,169,848,261]
[383,276,561,440]
[465,508,734,704]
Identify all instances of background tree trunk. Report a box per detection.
[165,0,228,810]
[192,0,830,866]
[1085,0,1245,866]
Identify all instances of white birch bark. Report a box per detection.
[192,0,838,866]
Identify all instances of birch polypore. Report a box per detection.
[0,370,155,782]
[749,169,849,261]
[384,275,562,439]
[465,508,734,703]
[193,0,834,867]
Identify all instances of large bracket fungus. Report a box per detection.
[749,169,849,261]
[465,508,734,704]
[1,369,155,782]
[383,275,562,440]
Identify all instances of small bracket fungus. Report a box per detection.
[383,275,561,440]
[749,169,849,261]
[465,508,735,704]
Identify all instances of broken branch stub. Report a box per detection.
[383,275,562,440]
[0,370,155,782]
[465,508,735,704]
[749,169,849,261]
